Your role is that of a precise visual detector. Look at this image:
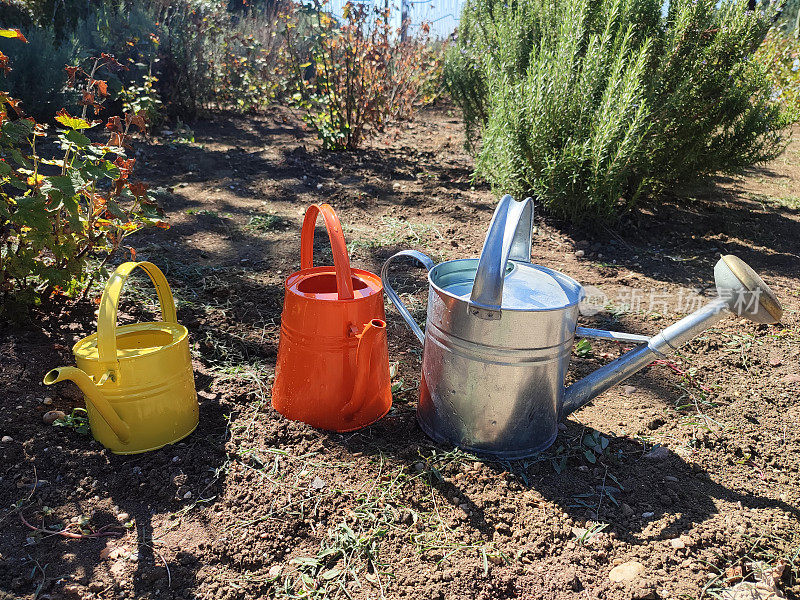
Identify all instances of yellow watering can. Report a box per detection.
[44,261,199,454]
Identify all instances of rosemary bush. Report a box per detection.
[445,0,790,222]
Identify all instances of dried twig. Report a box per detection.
[19,512,124,540]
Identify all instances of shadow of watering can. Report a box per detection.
[43,262,199,454]
[382,195,783,459]
[272,203,392,431]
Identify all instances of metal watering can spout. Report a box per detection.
[562,254,783,416]
[43,366,131,443]
[341,319,389,420]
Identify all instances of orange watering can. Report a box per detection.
[272,204,392,431]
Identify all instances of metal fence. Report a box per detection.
[321,0,462,39]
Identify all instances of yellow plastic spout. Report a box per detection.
[341,319,387,420]
[43,367,131,444]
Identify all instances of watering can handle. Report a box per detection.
[97,261,178,369]
[300,203,355,300]
[380,250,435,345]
[469,195,533,319]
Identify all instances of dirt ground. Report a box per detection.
[1,104,799,600]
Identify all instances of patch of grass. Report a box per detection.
[345,215,443,254]
[246,214,287,233]
[749,192,800,212]
[185,209,231,219]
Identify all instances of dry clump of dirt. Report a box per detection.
[1,105,798,600]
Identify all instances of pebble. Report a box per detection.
[574,250,585,258]
[609,561,645,583]
[644,446,670,461]
[117,513,130,522]
[311,476,326,490]
[268,565,282,578]
[642,512,655,519]
[621,503,635,517]
[623,385,637,395]
[43,410,66,425]
[1,436,12,443]
[669,538,686,550]
[664,476,679,483]
[42,397,53,405]
[129,552,139,562]
[413,462,425,473]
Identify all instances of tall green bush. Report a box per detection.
[445,0,789,222]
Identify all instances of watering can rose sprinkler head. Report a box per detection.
[561,254,783,415]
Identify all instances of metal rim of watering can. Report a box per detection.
[428,258,585,314]
[299,203,355,301]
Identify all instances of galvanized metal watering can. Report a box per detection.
[44,262,199,454]
[382,195,783,458]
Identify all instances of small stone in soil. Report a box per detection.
[642,512,655,519]
[623,385,637,395]
[670,538,686,550]
[42,410,66,425]
[644,445,670,460]
[1,435,12,443]
[117,512,130,522]
[609,561,645,583]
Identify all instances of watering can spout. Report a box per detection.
[341,319,389,421]
[562,255,782,417]
[43,367,132,444]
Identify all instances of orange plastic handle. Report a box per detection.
[300,204,354,300]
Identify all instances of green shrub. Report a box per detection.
[0,46,165,309]
[445,0,790,222]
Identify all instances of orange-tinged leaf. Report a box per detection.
[91,80,108,96]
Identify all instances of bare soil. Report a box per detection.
[1,105,799,600]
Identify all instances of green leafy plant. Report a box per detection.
[52,407,90,436]
[445,0,789,223]
[282,1,442,150]
[0,40,166,307]
[757,28,800,123]
[582,430,610,464]
[120,69,164,130]
[575,338,593,358]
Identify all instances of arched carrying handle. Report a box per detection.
[300,203,354,300]
[98,261,178,370]
[469,195,533,320]
[380,250,434,345]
